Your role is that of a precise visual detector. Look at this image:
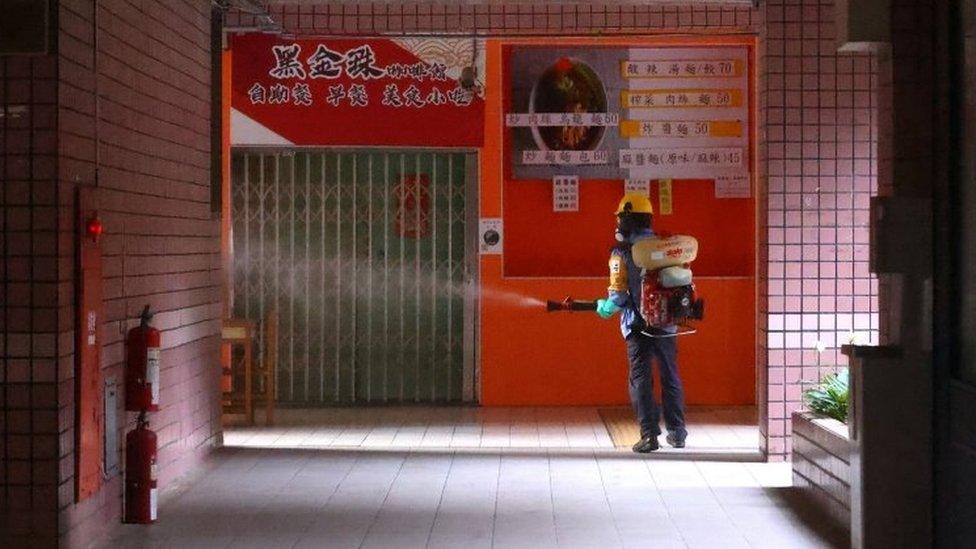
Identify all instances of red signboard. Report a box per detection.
[231,34,485,147]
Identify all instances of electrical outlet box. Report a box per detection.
[870,196,933,275]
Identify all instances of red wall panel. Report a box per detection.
[503,178,754,278]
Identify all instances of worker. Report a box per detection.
[596,193,688,453]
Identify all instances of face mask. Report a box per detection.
[615,213,652,242]
[615,215,633,242]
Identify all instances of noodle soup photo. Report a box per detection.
[529,57,608,151]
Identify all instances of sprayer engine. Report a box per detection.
[633,236,705,333]
[639,268,705,332]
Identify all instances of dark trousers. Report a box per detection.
[625,333,687,439]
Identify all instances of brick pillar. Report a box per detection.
[762,0,881,459]
[0,53,62,547]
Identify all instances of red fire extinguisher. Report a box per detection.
[124,412,158,524]
[126,305,161,412]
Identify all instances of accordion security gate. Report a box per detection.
[231,150,475,405]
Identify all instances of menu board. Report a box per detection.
[506,45,751,191]
[624,178,650,195]
[552,175,579,212]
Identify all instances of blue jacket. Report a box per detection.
[607,229,655,339]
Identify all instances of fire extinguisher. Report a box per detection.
[126,305,160,412]
[124,412,158,524]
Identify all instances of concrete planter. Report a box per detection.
[791,410,852,531]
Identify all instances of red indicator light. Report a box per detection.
[86,214,103,243]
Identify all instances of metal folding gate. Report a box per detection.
[230,150,476,405]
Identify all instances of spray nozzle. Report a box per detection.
[139,304,154,327]
[545,296,598,312]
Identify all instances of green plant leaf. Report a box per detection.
[803,369,849,422]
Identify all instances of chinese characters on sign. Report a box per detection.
[249,42,474,109]
[269,44,307,79]
[621,89,741,109]
[638,120,709,138]
[552,176,579,212]
[618,148,744,169]
[714,174,752,198]
[233,34,484,148]
[292,84,313,106]
[307,44,343,78]
[523,150,611,166]
[272,43,386,80]
[505,112,620,127]
[658,179,674,215]
[625,178,650,195]
[343,45,385,79]
[618,119,743,139]
[618,47,752,188]
[385,61,449,81]
[621,60,741,78]
[249,82,318,106]
[505,45,750,184]
[86,311,97,346]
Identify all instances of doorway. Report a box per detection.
[229,150,478,405]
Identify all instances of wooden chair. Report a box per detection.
[221,311,277,426]
[221,319,255,424]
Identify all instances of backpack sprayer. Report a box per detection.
[545,235,705,338]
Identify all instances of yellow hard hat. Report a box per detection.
[615,193,653,215]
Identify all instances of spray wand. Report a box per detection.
[545,296,598,312]
[544,295,698,338]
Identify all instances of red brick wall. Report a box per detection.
[55,1,222,546]
[0,50,62,548]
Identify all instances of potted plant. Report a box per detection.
[791,368,853,531]
[803,369,850,423]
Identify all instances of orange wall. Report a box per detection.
[479,36,757,406]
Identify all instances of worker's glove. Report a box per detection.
[596,299,621,319]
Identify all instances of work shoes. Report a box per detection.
[632,436,660,453]
[666,433,686,448]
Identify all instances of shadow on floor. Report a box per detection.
[763,487,850,549]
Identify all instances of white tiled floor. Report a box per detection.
[223,406,760,456]
[94,448,847,549]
